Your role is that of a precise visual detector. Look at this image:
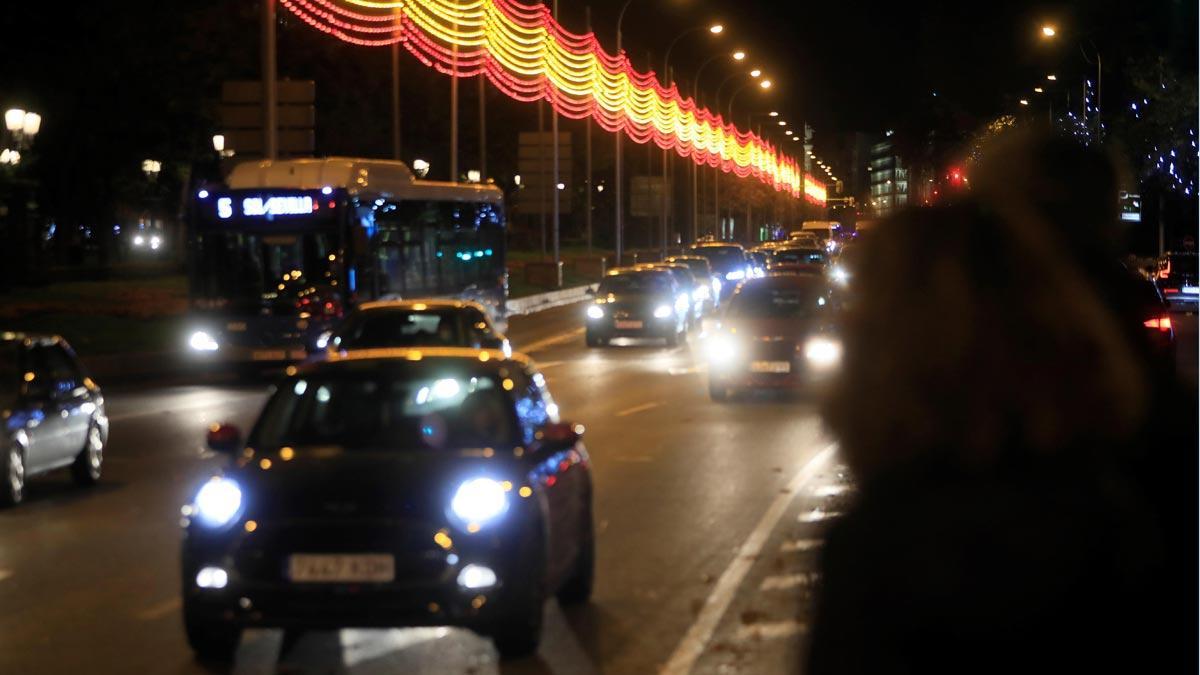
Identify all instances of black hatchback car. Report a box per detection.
[1,333,107,505]
[181,348,593,661]
[584,268,689,347]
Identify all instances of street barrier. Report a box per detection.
[506,284,596,316]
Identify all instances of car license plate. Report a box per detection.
[226,321,247,332]
[750,361,791,373]
[1183,286,1199,294]
[289,554,395,583]
[252,349,287,361]
[615,320,643,330]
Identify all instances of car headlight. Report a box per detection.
[133,235,145,246]
[193,477,243,527]
[188,330,219,352]
[804,337,842,368]
[450,478,509,528]
[149,236,162,250]
[315,330,333,350]
[705,333,740,364]
[653,304,673,319]
[725,270,745,281]
[586,305,605,320]
[693,286,710,301]
[831,266,848,285]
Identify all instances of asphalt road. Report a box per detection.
[0,308,1193,674]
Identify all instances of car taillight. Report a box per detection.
[1163,288,1180,294]
[1143,315,1172,331]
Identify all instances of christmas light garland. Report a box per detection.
[278,0,827,204]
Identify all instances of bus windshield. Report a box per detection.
[191,231,337,315]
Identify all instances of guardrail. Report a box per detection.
[506,284,596,316]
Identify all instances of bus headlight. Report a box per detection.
[193,477,243,528]
[653,305,673,319]
[450,478,509,528]
[188,331,219,352]
[586,305,605,320]
[804,337,842,368]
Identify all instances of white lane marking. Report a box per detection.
[339,627,454,667]
[660,444,836,675]
[614,401,662,417]
[759,572,818,592]
[136,596,182,621]
[779,539,823,553]
[107,394,265,423]
[734,620,807,642]
[519,328,585,354]
[0,569,12,583]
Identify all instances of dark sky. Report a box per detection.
[573,0,1194,135]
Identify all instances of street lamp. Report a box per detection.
[142,159,162,179]
[662,21,725,248]
[1046,74,1057,81]
[1039,24,1102,136]
[1041,24,1057,38]
[759,79,772,89]
[1019,99,1029,106]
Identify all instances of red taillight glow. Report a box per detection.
[1163,288,1180,294]
[1143,316,1173,331]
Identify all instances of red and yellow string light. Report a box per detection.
[278,0,826,204]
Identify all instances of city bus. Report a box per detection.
[185,157,507,363]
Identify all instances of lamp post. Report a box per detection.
[1039,24,1102,137]
[691,51,746,240]
[614,0,639,266]
[2,109,41,165]
[723,79,770,241]
[661,23,723,251]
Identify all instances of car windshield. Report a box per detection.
[689,246,744,271]
[773,249,827,265]
[251,373,517,450]
[668,258,711,277]
[337,309,467,349]
[729,285,825,319]
[598,273,671,295]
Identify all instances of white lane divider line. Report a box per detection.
[0,569,13,583]
[660,443,836,675]
[759,572,819,592]
[614,401,662,418]
[519,328,585,354]
[778,538,823,553]
[136,596,182,621]
[734,620,807,642]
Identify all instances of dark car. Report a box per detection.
[665,255,720,310]
[704,275,840,400]
[641,263,704,328]
[181,348,593,660]
[1129,273,1177,365]
[317,299,510,356]
[767,246,828,275]
[687,243,751,297]
[585,268,689,347]
[1155,251,1198,309]
[1,333,107,505]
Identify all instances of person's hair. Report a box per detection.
[823,136,1149,480]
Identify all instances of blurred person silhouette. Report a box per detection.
[806,131,1193,674]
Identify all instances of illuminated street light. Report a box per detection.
[4,109,24,132]
[1046,74,1057,81]
[212,134,225,152]
[1019,99,1029,105]
[749,68,762,78]
[732,50,746,61]
[785,130,793,136]
[1034,86,1044,93]
[777,120,786,126]
[709,24,724,34]
[412,158,430,177]
[759,79,772,89]
[768,111,779,117]
[141,159,162,177]
[21,113,40,136]
[1041,24,1056,38]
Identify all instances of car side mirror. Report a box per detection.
[535,421,583,449]
[206,423,243,454]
